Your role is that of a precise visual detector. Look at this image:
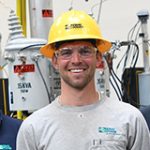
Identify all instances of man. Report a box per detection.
[17,10,150,150]
[140,105,150,131]
[0,110,22,150]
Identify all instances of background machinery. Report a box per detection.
[0,0,150,119]
[0,0,55,118]
[104,10,150,109]
[137,10,150,108]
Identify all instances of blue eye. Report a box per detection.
[59,49,73,57]
[55,46,96,59]
[79,47,93,56]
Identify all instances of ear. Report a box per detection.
[96,52,103,68]
[51,56,59,70]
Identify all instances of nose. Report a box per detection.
[70,51,82,63]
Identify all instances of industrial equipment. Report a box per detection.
[137,10,150,108]
[1,1,150,114]
[105,10,150,108]
[28,0,53,40]
[4,11,50,111]
[28,0,61,101]
[0,33,2,78]
[95,57,110,98]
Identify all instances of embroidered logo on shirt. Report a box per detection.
[99,127,117,134]
[0,145,12,149]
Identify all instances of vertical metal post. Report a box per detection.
[137,10,150,72]
[137,10,150,107]
[0,33,2,78]
[97,0,103,24]
[16,0,27,119]
[28,0,53,39]
[16,0,26,36]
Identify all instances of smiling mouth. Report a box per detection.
[69,69,86,73]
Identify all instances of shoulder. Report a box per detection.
[1,111,22,128]
[3,115,22,124]
[0,114,22,135]
[140,105,150,116]
[104,97,144,119]
[102,98,149,132]
[140,106,150,130]
[19,101,57,129]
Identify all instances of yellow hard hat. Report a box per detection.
[40,10,112,58]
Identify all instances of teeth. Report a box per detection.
[70,69,83,73]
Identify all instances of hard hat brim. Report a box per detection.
[40,38,112,58]
[97,39,112,53]
[40,44,55,58]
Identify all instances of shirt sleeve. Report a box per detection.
[16,120,37,150]
[127,109,150,150]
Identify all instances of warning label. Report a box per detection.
[14,64,35,73]
[42,9,53,17]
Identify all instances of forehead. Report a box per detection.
[58,41,94,49]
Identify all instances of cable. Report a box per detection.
[104,54,123,101]
[107,18,144,106]
[35,61,52,103]
[69,0,74,10]
[131,43,139,68]
[107,40,140,103]
[97,0,103,23]
[18,43,45,53]
[147,40,150,47]
[127,20,140,41]
[134,23,141,42]
[109,76,122,101]
[110,69,123,101]
[90,0,109,21]
[17,43,52,103]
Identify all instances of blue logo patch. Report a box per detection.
[0,145,12,149]
[99,127,117,134]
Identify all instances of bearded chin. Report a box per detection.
[61,72,95,90]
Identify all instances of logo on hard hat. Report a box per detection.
[65,23,83,30]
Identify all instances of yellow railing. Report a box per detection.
[16,0,26,36]
[16,0,27,119]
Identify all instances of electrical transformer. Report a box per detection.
[28,0,53,40]
[4,11,50,111]
[139,72,150,107]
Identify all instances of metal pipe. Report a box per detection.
[16,0,26,36]
[137,10,150,72]
[2,80,7,115]
[16,0,27,119]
